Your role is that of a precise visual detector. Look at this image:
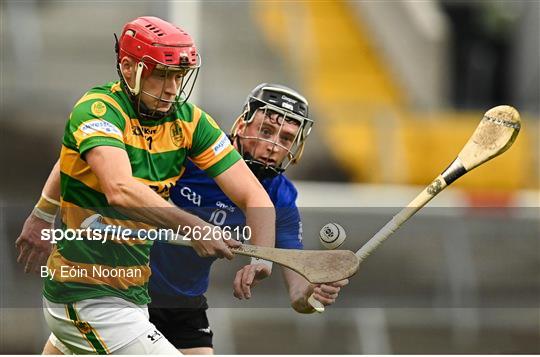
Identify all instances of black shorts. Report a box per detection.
[148,292,213,349]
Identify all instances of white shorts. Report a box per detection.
[43,296,180,354]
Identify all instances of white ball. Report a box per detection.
[319,223,347,250]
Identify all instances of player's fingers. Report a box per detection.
[24,250,41,274]
[242,265,256,299]
[314,286,338,301]
[313,288,338,305]
[203,249,215,258]
[215,240,234,260]
[314,293,336,306]
[241,266,256,286]
[195,247,209,258]
[16,244,30,265]
[251,266,264,287]
[32,251,50,274]
[330,279,349,288]
[15,235,23,249]
[190,240,208,257]
[31,254,43,274]
[241,266,257,299]
[212,248,224,259]
[225,238,241,248]
[233,269,246,299]
[221,243,234,260]
[319,284,341,295]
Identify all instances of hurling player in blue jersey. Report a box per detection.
[148,83,349,354]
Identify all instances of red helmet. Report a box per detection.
[117,16,199,76]
[115,16,201,119]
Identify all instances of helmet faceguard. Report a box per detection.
[115,16,201,120]
[231,83,313,180]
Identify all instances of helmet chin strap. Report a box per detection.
[118,61,177,120]
[123,62,145,96]
[243,155,283,180]
[136,97,175,120]
[141,92,175,103]
[137,77,182,120]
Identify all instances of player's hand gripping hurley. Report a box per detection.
[308,105,521,312]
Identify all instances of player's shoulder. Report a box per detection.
[71,82,131,124]
[264,174,298,207]
[79,82,125,104]
[268,173,297,191]
[175,101,204,123]
[176,102,222,131]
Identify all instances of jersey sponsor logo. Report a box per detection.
[131,126,157,137]
[132,126,157,150]
[79,119,122,136]
[180,186,201,206]
[212,133,230,156]
[90,101,107,116]
[216,201,235,213]
[170,121,184,147]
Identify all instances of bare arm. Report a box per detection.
[15,160,61,273]
[213,159,275,248]
[85,146,239,258]
[43,160,61,200]
[214,159,276,298]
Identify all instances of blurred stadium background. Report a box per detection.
[1,0,538,354]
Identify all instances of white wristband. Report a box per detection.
[32,207,56,224]
[250,257,273,272]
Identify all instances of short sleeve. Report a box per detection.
[188,111,241,177]
[265,176,304,249]
[276,206,304,249]
[63,94,127,156]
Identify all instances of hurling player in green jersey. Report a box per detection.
[16,16,275,354]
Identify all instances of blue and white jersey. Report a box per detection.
[149,159,303,297]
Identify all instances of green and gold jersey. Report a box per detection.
[43,82,241,305]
